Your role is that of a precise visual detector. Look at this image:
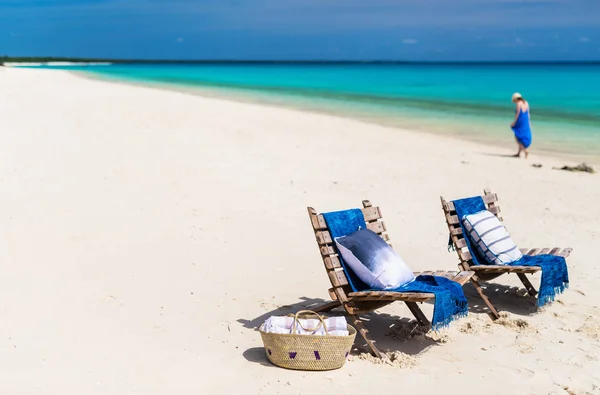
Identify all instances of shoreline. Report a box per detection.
[69,69,599,166]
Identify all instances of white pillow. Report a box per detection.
[334,228,415,290]
[462,210,522,265]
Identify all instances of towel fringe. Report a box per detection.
[537,282,569,307]
[431,310,469,332]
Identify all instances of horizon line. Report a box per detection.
[2,57,600,65]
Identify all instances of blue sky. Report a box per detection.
[1,0,599,60]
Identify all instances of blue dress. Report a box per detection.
[512,107,532,148]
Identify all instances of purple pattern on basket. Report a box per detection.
[314,351,321,360]
[268,349,272,356]
[289,352,297,359]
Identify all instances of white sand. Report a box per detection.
[1,67,598,394]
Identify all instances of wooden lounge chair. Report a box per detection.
[307,200,474,358]
[440,188,573,320]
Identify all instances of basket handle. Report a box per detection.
[291,310,329,335]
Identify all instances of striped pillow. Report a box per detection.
[462,210,522,265]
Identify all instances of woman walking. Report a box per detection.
[511,92,532,158]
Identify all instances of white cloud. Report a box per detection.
[402,38,418,44]
[177,37,184,42]
[579,36,590,42]
[491,37,536,47]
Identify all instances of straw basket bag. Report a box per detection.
[259,310,356,371]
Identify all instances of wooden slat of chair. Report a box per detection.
[521,247,571,258]
[451,227,463,235]
[362,206,383,222]
[451,270,475,286]
[320,245,336,256]
[458,249,473,262]
[455,238,467,249]
[433,270,454,279]
[446,214,460,225]
[549,247,561,255]
[328,270,350,287]
[348,270,475,296]
[315,230,333,245]
[366,221,386,234]
[427,270,476,286]
[323,255,342,269]
[347,291,434,303]
[483,189,504,222]
[558,248,573,258]
[310,214,328,230]
[327,288,337,300]
[470,265,540,274]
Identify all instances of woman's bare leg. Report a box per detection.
[514,144,522,157]
[513,137,522,157]
[517,143,528,158]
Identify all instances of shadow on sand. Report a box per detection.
[462,281,538,316]
[478,152,520,158]
[239,280,540,365]
[238,296,438,363]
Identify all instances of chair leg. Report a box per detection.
[311,300,342,313]
[405,302,431,327]
[517,273,538,297]
[343,305,383,358]
[470,278,500,320]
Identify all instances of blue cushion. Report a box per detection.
[334,228,415,290]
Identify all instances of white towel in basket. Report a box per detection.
[262,316,348,336]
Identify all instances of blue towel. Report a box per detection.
[323,209,468,330]
[452,196,569,307]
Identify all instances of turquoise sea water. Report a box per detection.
[42,63,600,160]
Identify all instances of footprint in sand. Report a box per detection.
[357,351,417,368]
[576,321,600,341]
[385,323,430,342]
[496,364,535,377]
[514,334,536,354]
[495,312,535,333]
[459,317,494,334]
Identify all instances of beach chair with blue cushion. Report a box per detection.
[307,200,474,358]
[440,189,572,320]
